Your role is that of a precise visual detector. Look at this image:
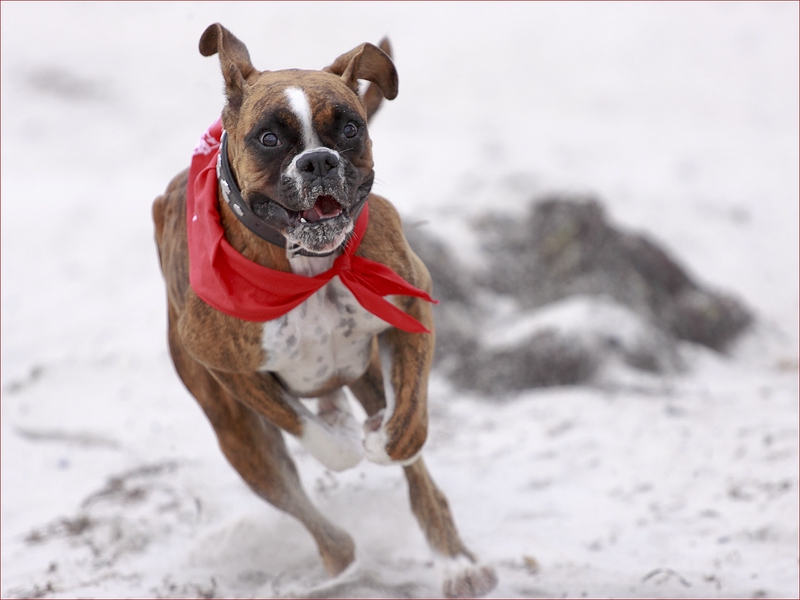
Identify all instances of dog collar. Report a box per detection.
[217,131,367,258]
[216,131,292,251]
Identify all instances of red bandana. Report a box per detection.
[186,118,436,333]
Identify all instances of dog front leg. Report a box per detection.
[210,369,364,472]
[363,321,434,466]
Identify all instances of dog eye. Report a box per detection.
[260,131,281,147]
[343,122,358,139]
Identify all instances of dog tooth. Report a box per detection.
[300,217,307,224]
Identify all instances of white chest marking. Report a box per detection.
[289,253,335,277]
[260,254,390,397]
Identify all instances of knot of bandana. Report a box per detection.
[186,118,437,333]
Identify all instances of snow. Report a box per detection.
[484,295,658,351]
[1,1,797,598]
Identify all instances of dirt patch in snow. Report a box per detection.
[406,196,753,394]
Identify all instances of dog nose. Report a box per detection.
[296,150,340,181]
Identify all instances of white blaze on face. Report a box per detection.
[284,87,321,150]
[283,86,343,208]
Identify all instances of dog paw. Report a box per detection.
[299,417,363,472]
[362,410,420,466]
[440,556,498,598]
[318,395,362,439]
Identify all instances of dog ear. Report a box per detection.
[359,38,394,121]
[325,41,398,115]
[199,23,256,110]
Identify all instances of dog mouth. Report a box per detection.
[249,178,372,255]
[251,193,349,228]
[299,195,343,224]
[284,194,354,256]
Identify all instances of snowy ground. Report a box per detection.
[2,2,798,598]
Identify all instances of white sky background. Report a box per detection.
[1,2,798,598]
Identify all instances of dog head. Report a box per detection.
[199,23,398,256]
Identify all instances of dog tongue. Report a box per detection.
[302,195,342,223]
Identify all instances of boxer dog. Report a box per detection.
[152,23,497,597]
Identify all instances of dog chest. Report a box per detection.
[260,276,390,396]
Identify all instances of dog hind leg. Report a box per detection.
[350,343,497,596]
[167,307,356,576]
[403,458,498,597]
[350,353,473,563]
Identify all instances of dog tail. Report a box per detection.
[363,37,393,123]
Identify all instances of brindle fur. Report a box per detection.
[153,23,497,597]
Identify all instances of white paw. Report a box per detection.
[298,394,364,471]
[363,422,393,465]
[300,417,363,471]
[318,394,362,439]
[362,410,420,466]
[439,555,498,598]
